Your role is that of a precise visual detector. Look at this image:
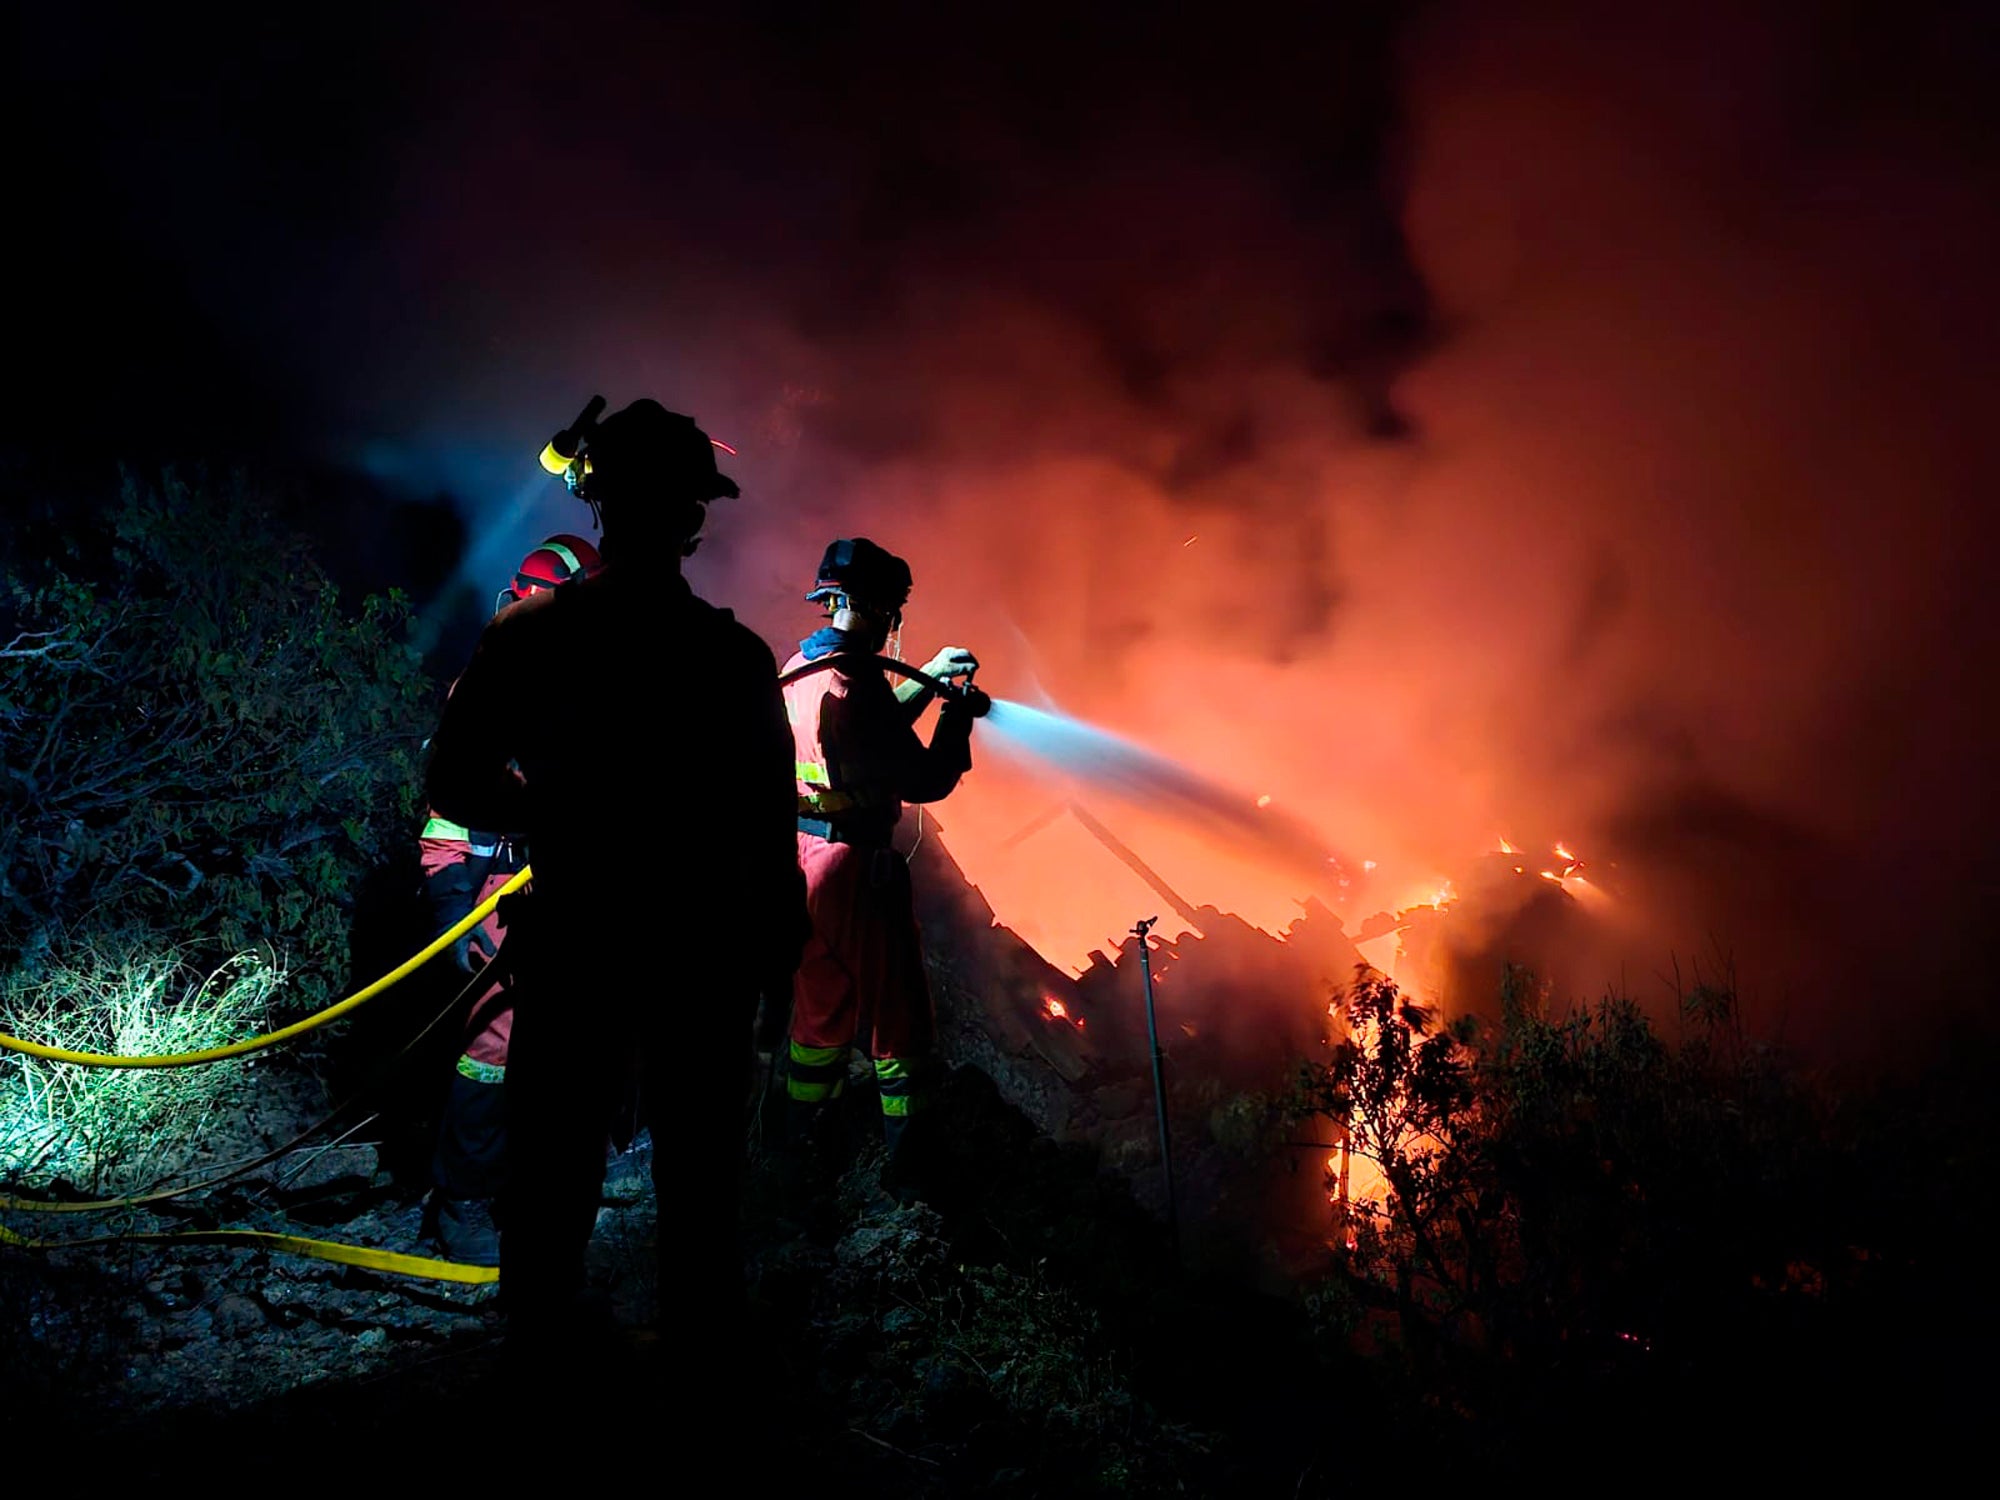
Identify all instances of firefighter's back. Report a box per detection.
[493,565,794,954]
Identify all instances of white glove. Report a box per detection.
[920,646,979,684]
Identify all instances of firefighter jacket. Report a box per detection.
[417,810,525,1069]
[424,566,808,990]
[781,626,975,847]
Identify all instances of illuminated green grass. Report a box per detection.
[0,948,282,1194]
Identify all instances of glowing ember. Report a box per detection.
[1255,793,1272,808]
[1497,835,1517,854]
[1539,869,1560,881]
[1041,994,1087,1029]
[1181,534,1199,547]
[1554,842,1575,862]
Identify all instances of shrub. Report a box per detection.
[1296,963,1862,1426]
[0,471,433,1001]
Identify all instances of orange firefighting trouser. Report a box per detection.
[786,832,934,1118]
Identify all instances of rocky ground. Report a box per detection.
[1,842,1387,1492]
[2,1058,1384,1492]
[5,1044,1983,1492]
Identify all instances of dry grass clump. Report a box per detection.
[0,946,282,1194]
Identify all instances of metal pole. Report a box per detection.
[1132,916,1178,1253]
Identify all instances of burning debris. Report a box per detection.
[903,796,1645,1265]
[1041,994,1085,1030]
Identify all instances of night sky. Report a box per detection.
[11,0,1998,1067]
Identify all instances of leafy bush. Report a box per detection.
[1297,965,1859,1411]
[0,946,282,1193]
[0,471,433,1001]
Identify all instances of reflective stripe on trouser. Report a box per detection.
[874,1056,927,1118]
[786,1041,847,1103]
[456,1053,506,1084]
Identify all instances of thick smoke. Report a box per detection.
[37,1,1993,1065]
[385,0,1994,1065]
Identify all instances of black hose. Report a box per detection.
[776,652,947,693]
[778,653,988,714]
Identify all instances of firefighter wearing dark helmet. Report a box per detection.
[425,398,807,1344]
[780,538,986,1196]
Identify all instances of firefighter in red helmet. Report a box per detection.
[425,397,806,1347]
[419,532,601,1265]
[497,533,602,616]
[780,538,987,1196]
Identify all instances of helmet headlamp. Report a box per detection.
[540,395,608,503]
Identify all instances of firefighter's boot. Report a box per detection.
[434,1195,502,1266]
[879,1111,942,1207]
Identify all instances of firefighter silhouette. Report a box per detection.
[426,399,807,1332]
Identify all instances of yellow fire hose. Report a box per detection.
[1,945,505,1211]
[0,866,533,1068]
[0,867,535,1284]
[0,1221,497,1284]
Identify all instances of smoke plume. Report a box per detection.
[30,0,1996,1066]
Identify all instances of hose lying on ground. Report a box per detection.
[0,1221,500,1285]
[0,888,530,1281]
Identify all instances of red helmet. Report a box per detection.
[502,533,602,607]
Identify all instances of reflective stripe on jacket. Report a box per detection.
[782,652,891,824]
[780,643,976,842]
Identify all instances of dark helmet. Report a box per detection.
[581,399,739,505]
[540,395,738,539]
[806,538,913,618]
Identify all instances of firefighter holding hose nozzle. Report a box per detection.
[778,538,989,1201]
